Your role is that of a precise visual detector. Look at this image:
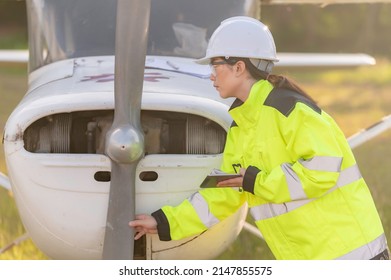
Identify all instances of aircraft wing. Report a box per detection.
[0,172,11,191]
[0,50,28,63]
[0,50,376,67]
[276,52,376,67]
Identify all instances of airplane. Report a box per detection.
[1,0,390,260]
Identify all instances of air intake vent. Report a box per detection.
[51,114,72,153]
[186,116,225,154]
[24,110,226,155]
[24,114,72,153]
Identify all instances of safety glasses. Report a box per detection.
[209,60,229,76]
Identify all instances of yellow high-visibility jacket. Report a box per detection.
[152,79,388,259]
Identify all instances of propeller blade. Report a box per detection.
[102,0,151,260]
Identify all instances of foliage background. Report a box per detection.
[1,1,391,59]
[262,3,391,58]
[1,1,390,259]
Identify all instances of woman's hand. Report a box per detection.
[216,168,246,187]
[128,214,158,240]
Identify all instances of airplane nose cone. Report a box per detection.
[105,124,144,163]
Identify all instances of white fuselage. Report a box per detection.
[3,56,248,259]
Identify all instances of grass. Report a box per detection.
[1,60,391,260]
[0,188,49,259]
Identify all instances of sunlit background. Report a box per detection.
[1,1,390,259]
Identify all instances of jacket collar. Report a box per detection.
[228,79,273,129]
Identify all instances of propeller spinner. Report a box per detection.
[102,0,151,260]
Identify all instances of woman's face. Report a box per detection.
[209,58,243,99]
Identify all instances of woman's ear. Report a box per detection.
[234,61,247,77]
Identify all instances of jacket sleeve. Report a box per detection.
[242,103,344,203]
[152,187,247,241]
[151,125,248,241]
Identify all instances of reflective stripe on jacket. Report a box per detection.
[152,79,388,259]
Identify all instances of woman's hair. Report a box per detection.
[223,57,317,103]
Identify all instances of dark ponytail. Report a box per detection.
[224,57,317,104]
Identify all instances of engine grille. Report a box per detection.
[23,110,226,155]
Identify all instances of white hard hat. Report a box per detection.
[196,16,279,65]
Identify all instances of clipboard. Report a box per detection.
[200,169,241,188]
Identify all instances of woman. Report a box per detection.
[129,16,389,260]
